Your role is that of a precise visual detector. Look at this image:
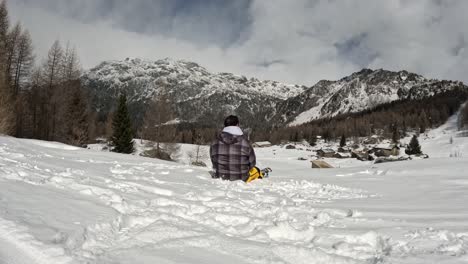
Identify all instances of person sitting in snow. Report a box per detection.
[210,115,256,181]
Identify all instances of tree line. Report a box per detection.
[158,87,468,146]
[0,0,92,146]
[130,86,468,148]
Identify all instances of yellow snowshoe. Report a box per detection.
[246,167,272,183]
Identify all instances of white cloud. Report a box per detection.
[9,0,468,85]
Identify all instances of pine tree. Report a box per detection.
[180,131,187,144]
[419,125,426,134]
[419,111,428,134]
[308,135,317,147]
[339,134,346,147]
[292,131,299,142]
[405,135,422,155]
[110,94,134,153]
[322,130,331,142]
[392,126,400,144]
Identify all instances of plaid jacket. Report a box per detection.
[210,132,256,181]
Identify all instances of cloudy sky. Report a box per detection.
[9,0,468,85]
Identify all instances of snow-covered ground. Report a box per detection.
[1,114,468,263]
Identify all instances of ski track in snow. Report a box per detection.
[1,131,468,263]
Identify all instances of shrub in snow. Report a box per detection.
[188,145,208,167]
[449,149,462,158]
[308,136,317,147]
[141,143,180,161]
[141,147,171,160]
[191,161,207,167]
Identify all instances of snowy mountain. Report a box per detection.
[82,59,467,128]
[278,69,467,126]
[82,58,305,127]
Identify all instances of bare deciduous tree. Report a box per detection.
[55,45,82,142]
[0,0,9,48]
[60,43,81,82]
[4,22,21,85]
[12,29,33,94]
[104,112,114,139]
[141,92,180,160]
[41,40,63,140]
[65,81,89,146]
[0,66,14,135]
[188,131,208,167]
[11,30,34,137]
[0,1,14,135]
[143,93,174,147]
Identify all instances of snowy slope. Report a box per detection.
[419,106,468,158]
[1,114,468,263]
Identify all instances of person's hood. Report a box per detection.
[223,126,243,136]
[218,126,244,145]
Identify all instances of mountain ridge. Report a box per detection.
[81,57,467,128]
[278,68,464,126]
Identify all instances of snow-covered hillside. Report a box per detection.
[1,117,468,263]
